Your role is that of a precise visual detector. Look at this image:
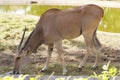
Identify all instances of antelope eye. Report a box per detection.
[16,57,21,60]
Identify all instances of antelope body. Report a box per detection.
[13,4,104,75]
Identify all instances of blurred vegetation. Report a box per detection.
[0,14,37,50]
[99,7,120,33]
[91,61,120,80]
[0,5,120,33]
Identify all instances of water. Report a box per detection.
[0,5,120,33]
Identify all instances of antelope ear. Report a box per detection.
[15,54,21,60]
[25,47,31,55]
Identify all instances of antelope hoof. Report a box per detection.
[91,66,98,70]
[13,71,20,74]
[78,66,84,72]
[41,69,47,72]
[78,68,82,72]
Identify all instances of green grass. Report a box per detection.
[0,63,102,76]
[1,63,119,76]
[0,63,119,80]
[26,5,72,16]
[99,7,120,33]
[0,66,12,74]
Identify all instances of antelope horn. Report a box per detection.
[17,26,27,51]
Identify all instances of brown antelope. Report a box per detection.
[13,4,104,75]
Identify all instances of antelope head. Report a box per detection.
[13,27,30,74]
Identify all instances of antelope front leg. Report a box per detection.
[54,41,68,75]
[41,44,53,72]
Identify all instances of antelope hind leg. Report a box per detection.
[78,49,92,71]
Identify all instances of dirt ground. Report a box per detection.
[0,31,120,75]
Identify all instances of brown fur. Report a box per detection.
[13,4,104,75]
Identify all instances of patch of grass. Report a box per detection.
[23,18,35,23]
[0,66,12,74]
[18,63,103,76]
[99,7,120,33]
[0,14,38,50]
